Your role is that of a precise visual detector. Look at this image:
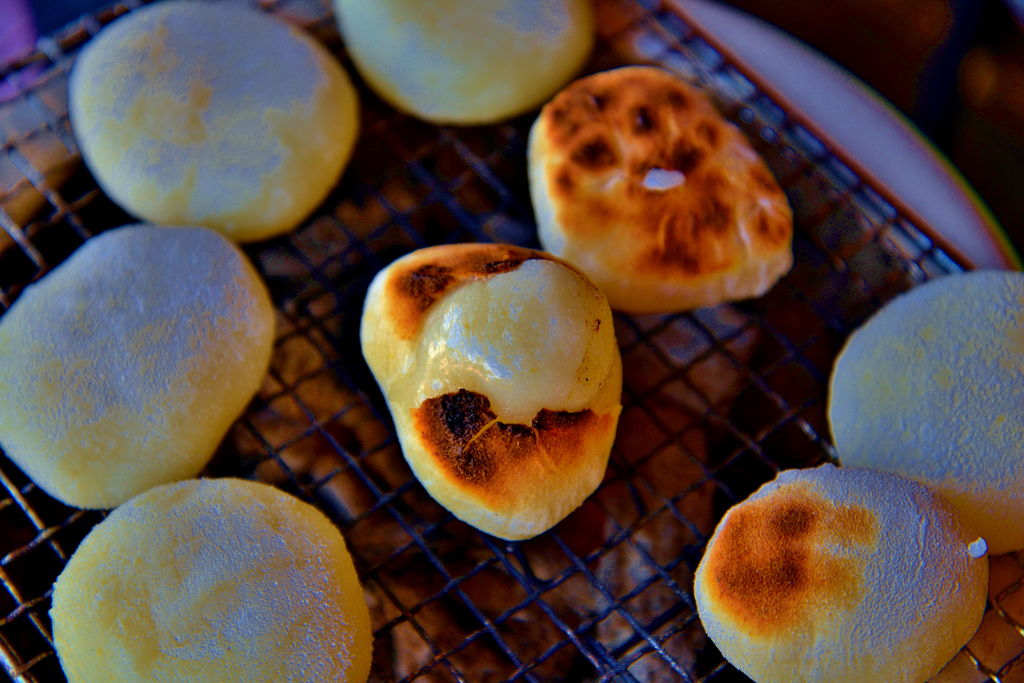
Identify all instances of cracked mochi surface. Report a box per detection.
[68,0,359,242]
[50,478,372,683]
[360,243,622,540]
[0,225,275,509]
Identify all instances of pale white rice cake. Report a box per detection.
[68,0,360,242]
[828,270,1024,554]
[50,478,372,683]
[333,0,594,125]
[0,224,275,509]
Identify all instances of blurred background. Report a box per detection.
[4,0,1024,259]
[720,0,1024,261]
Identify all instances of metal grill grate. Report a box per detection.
[1,1,1023,681]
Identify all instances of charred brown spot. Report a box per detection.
[412,390,606,496]
[586,89,611,111]
[677,253,700,273]
[549,102,572,124]
[756,212,771,237]
[494,421,534,440]
[769,502,816,538]
[772,553,807,589]
[656,229,701,273]
[416,390,500,485]
[640,190,732,272]
[750,166,781,194]
[663,87,691,111]
[555,170,575,195]
[700,197,732,235]
[670,141,704,175]
[399,264,455,312]
[719,546,809,599]
[438,390,494,441]
[633,172,737,275]
[696,119,720,146]
[572,136,617,170]
[645,212,701,274]
[632,105,658,134]
[533,409,588,431]
[479,257,527,275]
[546,100,584,143]
[753,210,792,246]
[702,482,879,637]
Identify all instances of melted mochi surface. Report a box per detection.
[405,258,617,423]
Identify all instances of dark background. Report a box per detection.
[16,0,1024,259]
[722,0,1024,261]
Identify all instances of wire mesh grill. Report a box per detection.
[1,0,1023,681]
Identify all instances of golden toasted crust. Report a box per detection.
[529,66,793,313]
[384,243,554,340]
[0,225,276,509]
[699,481,879,640]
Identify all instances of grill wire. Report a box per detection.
[1,0,1023,681]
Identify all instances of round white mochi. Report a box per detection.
[694,464,988,683]
[68,0,360,242]
[50,478,372,683]
[0,225,275,509]
[828,270,1024,554]
[333,0,594,125]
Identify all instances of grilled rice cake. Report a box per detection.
[528,66,793,313]
[695,464,988,683]
[360,243,622,540]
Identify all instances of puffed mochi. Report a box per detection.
[528,66,793,313]
[68,0,359,243]
[360,243,622,540]
[0,225,275,509]
[694,464,988,683]
[333,0,594,125]
[50,478,372,683]
[828,270,1024,554]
